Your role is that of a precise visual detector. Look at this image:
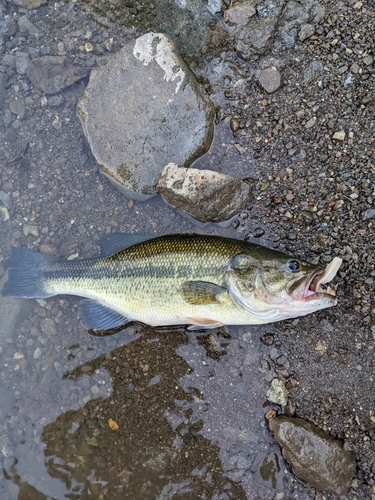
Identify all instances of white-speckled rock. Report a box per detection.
[156,162,252,224]
[78,33,214,200]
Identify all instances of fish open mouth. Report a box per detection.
[304,257,342,300]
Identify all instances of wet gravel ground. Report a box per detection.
[0,0,374,498]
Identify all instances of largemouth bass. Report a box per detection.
[1,234,342,331]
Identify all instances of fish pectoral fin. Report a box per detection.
[79,299,130,332]
[186,318,224,329]
[180,281,226,305]
[99,233,153,257]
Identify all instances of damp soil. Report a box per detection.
[0,0,374,499]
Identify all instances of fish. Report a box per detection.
[1,233,342,332]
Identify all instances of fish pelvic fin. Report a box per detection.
[1,248,58,299]
[79,299,131,332]
[180,281,227,305]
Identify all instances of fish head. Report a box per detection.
[227,250,342,322]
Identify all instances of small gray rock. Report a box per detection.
[48,95,65,107]
[304,60,323,83]
[18,16,39,37]
[270,416,356,496]
[299,23,315,41]
[9,99,26,120]
[207,0,223,15]
[27,56,87,94]
[15,51,29,74]
[258,67,282,93]
[224,1,256,26]
[78,33,214,200]
[364,209,375,219]
[0,191,12,209]
[0,72,9,109]
[156,163,252,224]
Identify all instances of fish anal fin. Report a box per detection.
[79,299,130,332]
[180,281,226,305]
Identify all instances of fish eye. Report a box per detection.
[287,260,301,272]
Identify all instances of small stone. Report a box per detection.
[363,55,373,66]
[22,224,38,236]
[304,60,323,83]
[258,67,282,94]
[48,95,65,107]
[9,100,26,120]
[14,352,24,359]
[85,42,93,52]
[33,347,42,359]
[305,117,316,128]
[350,62,360,74]
[18,16,39,37]
[207,0,222,15]
[299,23,315,41]
[52,117,62,130]
[0,191,11,210]
[39,243,58,255]
[266,378,288,406]
[0,207,10,221]
[224,1,256,26]
[364,209,375,219]
[332,130,345,141]
[315,339,328,356]
[108,418,119,430]
[15,52,29,74]
[265,409,278,420]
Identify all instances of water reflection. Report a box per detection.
[41,326,246,499]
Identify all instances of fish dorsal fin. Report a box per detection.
[180,281,226,305]
[99,233,154,257]
[79,299,131,331]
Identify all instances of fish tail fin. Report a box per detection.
[1,248,58,298]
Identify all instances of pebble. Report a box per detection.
[40,318,56,336]
[364,209,375,219]
[305,117,316,128]
[315,339,328,356]
[299,23,315,41]
[9,100,26,120]
[22,224,39,237]
[363,55,373,66]
[332,130,346,141]
[18,16,39,37]
[0,191,11,209]
[33,348,42,359]
[266,378,288,406]
[258,67,282,94]
[15,52,29,75]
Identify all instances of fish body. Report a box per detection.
[1,234,340,331]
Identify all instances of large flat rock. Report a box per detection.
[78,33,215,200]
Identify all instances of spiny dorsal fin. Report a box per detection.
[99,233,154,257]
